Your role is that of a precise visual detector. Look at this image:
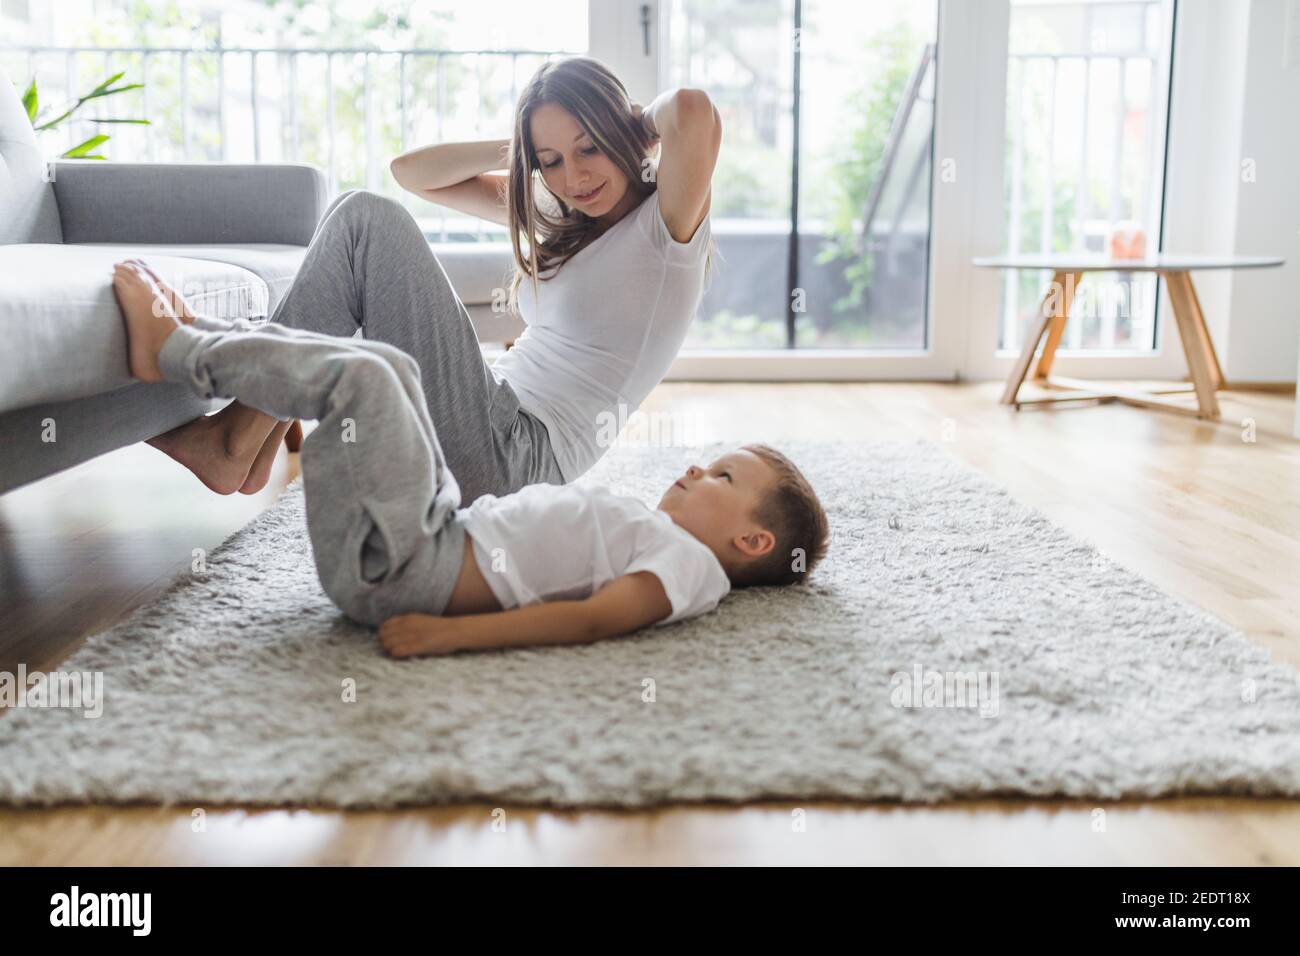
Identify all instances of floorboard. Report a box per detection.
[2,382,1296,864]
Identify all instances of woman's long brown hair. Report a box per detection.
[503,55,714,316]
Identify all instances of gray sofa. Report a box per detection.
[0,67,326,494]
[0,66,525,495]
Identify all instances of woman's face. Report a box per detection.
[529,102,629,218]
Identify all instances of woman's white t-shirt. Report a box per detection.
[492,189,712,482]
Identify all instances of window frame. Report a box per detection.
[595,0,963,380]
[595,0,1188,382]
[969,0,1186,381]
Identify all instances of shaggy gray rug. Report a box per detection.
[2,440,1299,808]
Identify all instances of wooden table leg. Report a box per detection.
[1162,270,1221,419]
[1175,271,1226,389]
[1001,269,1072,405]
[1033,270,1080,381]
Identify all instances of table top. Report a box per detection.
[971,253,1284,272]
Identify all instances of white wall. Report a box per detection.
[1226,0,1300,383]
[1161,0,1249,368]
[1164,0,1300,385]
[588,0,659,105]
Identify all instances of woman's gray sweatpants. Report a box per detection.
[159,316,467,627]
[267,188,563,503]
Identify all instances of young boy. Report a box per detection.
[112,259,829,658]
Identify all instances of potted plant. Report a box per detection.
[21,71,149,159]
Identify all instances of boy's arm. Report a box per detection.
[378,572,673,658]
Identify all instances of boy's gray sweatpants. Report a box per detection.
[159,316,466,627]
[267,189,564,504]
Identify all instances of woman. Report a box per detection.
[145,55,721,503]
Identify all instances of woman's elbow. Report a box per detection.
[676,89,714,120]
[676,89,721,140]
[389,154,409,185]
[677,87,708,104]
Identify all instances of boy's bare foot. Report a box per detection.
[238,419,292,495]
[112,261,183,383]
[129,258,198,323]
[118,258,288,495]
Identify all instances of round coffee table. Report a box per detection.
[971,254,1284,420]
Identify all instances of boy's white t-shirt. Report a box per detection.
[458,483,731,626]
[491,189,712,483]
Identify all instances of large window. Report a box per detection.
[999,0,1175,352]
[667,0,937,350]
[2,1,588,243]
[6,0,949,361]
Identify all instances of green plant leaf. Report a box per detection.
[33,72,145,131]
[86,83,143,101]
[89,72,126,95]
[22,78,38,124]
[60,134,110,159]
[88,118,151,125]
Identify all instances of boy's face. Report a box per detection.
[657,449,777,567]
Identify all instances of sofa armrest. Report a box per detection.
[51,161,326,246]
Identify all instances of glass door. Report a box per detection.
[662,0,949,376]
[999,0,1176,353]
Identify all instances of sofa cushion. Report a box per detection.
[69,242,306,315]
[0,68,63,245]
[429,241,514,305]
[0,244,267,414]
[430,242,525,342]
[465,302,525,343]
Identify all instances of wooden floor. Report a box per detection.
[2,381,1298,865]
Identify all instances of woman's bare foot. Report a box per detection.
[238,419,292,495]
[147,414,262,496]
[147,401,282,496]
[111,262,183,382]
[284,419,304,453]
[135,257,306,467]
[117,258,288,495]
